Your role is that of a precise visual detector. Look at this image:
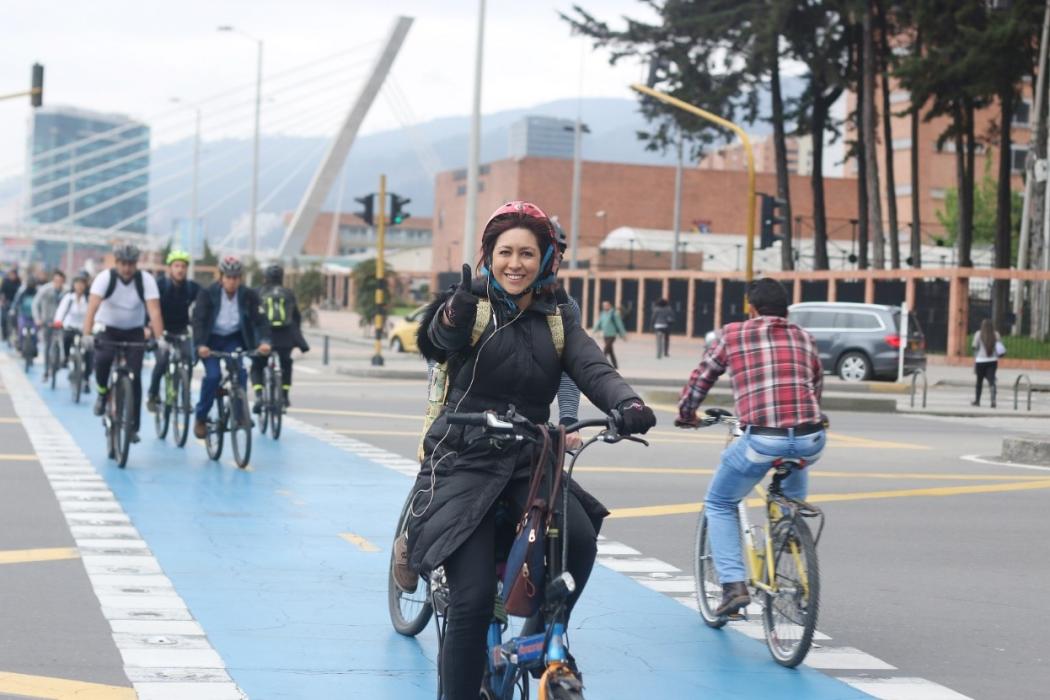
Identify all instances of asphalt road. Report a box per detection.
[282,351,1050,700]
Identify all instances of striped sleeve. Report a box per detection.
[557,295,582,425]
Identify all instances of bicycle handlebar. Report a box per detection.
[445,408,648,447]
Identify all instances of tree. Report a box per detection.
[198,240,218,267]
[862,2,887,269]
[876,0,901,268]
[350,258,396,323]
[935,152,1023,261]
[909,26,923,268]
[294,265,324,311]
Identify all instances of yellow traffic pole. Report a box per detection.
[372,174,387,366]
[630,84,757,310]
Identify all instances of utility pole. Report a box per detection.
[463,0,486,266]
[671,129,684,271]
[65,153,75,278]
[372,175,387,366]
[568,121,589,269]
[173,97,202,278]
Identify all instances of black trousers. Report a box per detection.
[975,361,998,404]
[62,330,93,378]
[147,334,193,399]
[95,327,146,431]
[249,346,293,391]
[441,479,598,700]
[602,336,618,369]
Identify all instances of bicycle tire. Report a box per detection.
[270,367,282,440]
[694,513,729,629]
[70,351,83,404]
[105,389,117,460]
[154,373,171,440]
[230,385,252,469]
[48,339,60,390]
[388,491,433,636]
[205,393,225,461]
[172,366,191,448]
[259,366,270,436]
[762,518,820,668]
[114,375,134,468]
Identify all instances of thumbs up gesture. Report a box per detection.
[443,263,479,329]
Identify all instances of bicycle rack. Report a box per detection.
[910,368,927,409]
[1013,374,1033,411]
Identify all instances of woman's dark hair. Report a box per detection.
[656,298,669,307]
[478,214,549,269]
[747,277,789,317]
[979,318,996,357]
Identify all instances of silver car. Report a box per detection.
[788,302,927,382]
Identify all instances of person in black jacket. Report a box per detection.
[147,250,200,413]
[191,256,271,439]
[393,201,656,700]
[250,263,309,411]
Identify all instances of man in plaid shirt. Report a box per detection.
[677,278,826,617]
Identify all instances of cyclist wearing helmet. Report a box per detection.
[191,255,271,439]
[550,216,584,450]
[395,201,655,699]
[54,272,93,393]
[250,263,308,412]
[82,244,165,443]
[146,250,200,414]
[33,270,66,381]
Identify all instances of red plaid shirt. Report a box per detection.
[679,316,823,428]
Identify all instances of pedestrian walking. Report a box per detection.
[593,300,626,369]
[651,298,675,359]
[972,318,1005,408]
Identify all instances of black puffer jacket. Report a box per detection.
[407,279,639,574]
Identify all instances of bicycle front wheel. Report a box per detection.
[113,375,134,468]
[70,352,83,404]
[259,367,270,435]
[229,385,252,469]
[694,513,728,629]
[388,490,433,636]
[172,366,191,448]
[205,394,225,461]
[270,369,283,440]
[48,339,61,390]
[154,375,171,440]
[762,518,820,668]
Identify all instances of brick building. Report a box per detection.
[697,133,812,175]
[431,157,860,271]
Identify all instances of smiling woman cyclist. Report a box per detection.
[393,201,656,699]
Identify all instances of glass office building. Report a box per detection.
[27,106,150,234]
[509,115,575,160]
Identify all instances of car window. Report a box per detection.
[800,310,837,329]
[848,312,882,330]
[788,310,810,327]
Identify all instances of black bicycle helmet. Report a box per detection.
[113,243,140,263]
[264,263,284,285]
[551,217,568,253]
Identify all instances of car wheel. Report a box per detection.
[837,351,871,382]
[391,337,404,353]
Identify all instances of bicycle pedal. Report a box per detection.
[725,611,749,622]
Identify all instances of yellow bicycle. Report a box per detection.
[691,408,825,668]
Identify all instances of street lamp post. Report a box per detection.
[564,122,591,269]
[171,98,201,278]
[463,0,486,266]
[218,25,263,265]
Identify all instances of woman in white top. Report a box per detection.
[971,318,1004,408]
[54,273,93,387]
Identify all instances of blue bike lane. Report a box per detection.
[35,378,871,699]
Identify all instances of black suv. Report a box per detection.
[788,302,927,382]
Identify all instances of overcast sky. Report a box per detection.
[0,0,659,179]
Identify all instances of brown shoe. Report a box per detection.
[714,581,751,617]
[392,532,418,593]
[193,418,207,440]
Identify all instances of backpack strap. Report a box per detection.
[471,299,492,345]
[547,308,564,356]
[103,269,119,300]
[103,269,146,304]
[133,270,145,303]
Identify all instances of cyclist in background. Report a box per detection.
[146,250,200,414]
[191,256,271,439]
[54,272,93,393]
[11,276,39,356]
[675,278,825,618]
[250,263,308,412]
[82,244,165,444]
[33,269,67,381]
[2,267,22,344]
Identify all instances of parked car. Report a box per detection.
[388,305,427,353]
[787,302,926,382]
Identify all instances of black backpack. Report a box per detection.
[103,269,145,303]
[260,286,295,328]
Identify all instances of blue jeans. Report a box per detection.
[195,333,246,421]
[705,428,826,583]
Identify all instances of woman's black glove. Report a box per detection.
[443,264,479,330]
[616,399,656,435]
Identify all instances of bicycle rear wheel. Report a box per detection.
[229,385,252,469]
[270,368,282,440]
[259,367,270,435]
[154,374,171,440]
[388,490,433,636]
[762,518,820,668]
[70,351,83,404]
[113,375,134,468]
[48,338,61,390]
[694,513,728,628]
[172,367,191,448]
[205,393,225,461]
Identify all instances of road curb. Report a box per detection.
[896,407,1050,418]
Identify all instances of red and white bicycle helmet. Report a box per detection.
[218,255,243,276]
[481,201,560,288]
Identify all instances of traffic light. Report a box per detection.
[354,193,375,226]
[30,63,43,108]
[759,193,787,249]
[388,193,411,226]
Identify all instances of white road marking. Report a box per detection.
[0,354,246,699]
[804,646,897,670]
[960,453,1050,472]
[839,676,973,699]
[295,365,319,375]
